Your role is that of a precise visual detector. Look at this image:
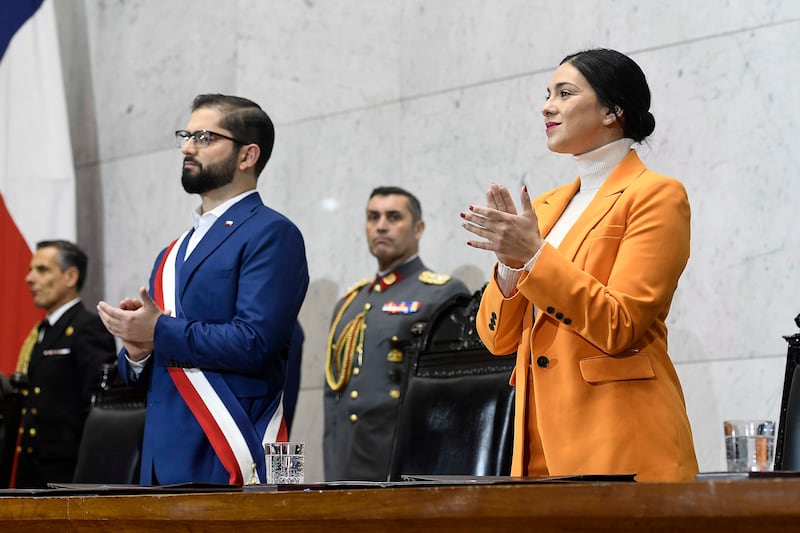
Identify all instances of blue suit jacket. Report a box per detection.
[119,192,309,485]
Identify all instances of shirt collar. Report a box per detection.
[46,297,80,326]
[191,189,258,230]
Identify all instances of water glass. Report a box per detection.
[265,441,305,484]
[724,420,775,472]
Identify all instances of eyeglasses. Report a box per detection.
[175,129,249,150]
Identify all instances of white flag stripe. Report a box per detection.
[0,0,75,248]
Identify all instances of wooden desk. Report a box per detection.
[0,478,798,532]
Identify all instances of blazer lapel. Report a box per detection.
[178,192,261,298]
[535,178,580,238]
[559,150,647,261]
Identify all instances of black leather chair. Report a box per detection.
[72,404,146,484]
[72,362,147,484]
[389,289,515,481]
[775,315,800,470]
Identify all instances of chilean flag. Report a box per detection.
[0,0,76,374]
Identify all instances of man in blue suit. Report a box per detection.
[98,94,309,486]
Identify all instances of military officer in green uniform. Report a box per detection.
[324,186,469,481]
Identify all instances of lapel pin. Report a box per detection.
[225,220,234,227]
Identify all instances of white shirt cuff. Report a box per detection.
[125,350,152,379]
[495,246,543,296]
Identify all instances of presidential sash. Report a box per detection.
[154,233,288,485]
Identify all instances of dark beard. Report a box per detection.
[181,151,237,194]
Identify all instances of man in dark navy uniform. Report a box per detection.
[324,186,469,481]
[12,240,116,488]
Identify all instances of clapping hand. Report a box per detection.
[461,183,543,267]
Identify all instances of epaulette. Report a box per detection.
[418,271,451,285]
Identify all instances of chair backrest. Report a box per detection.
[72,404,146,484]
[776,323,800,470]
[72,362,147,484]
[389,289,515,481]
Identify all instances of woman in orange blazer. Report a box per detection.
[462,49,698,482]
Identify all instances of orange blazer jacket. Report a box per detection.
[477,150,698,482]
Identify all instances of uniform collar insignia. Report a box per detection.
[369,271,404,293]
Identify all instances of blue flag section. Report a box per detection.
[0,0,45,60]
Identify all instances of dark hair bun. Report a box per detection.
[562,49,654,142]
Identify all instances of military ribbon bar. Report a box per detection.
[382,301,422,315]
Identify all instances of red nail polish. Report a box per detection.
[469,205,474,211]
[460,212,466,218]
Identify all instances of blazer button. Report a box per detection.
[555,312,564,320]
[564,318,572,325]
[536,356,549,368]
[546,307,555,314]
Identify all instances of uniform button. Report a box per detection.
[350,390,358,399]
[30,408,37,415]
[389,389,400,399]
[349,414,358,423]
[15,446,21,453]
[564,318,572,325]
[546,307,555,314]
[536,356,549,368]
[21,389,28,397]
[26,447,33,454]
[29,428,37,437]
[18,427,23,435]
[555,312,564,320]
[353,367,360,376]
[33,387,41,395]
[491,312,497,319]
[21,408,26,415]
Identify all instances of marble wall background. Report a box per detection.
[52,0,800,482]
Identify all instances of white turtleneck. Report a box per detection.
[496,137,635,296]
